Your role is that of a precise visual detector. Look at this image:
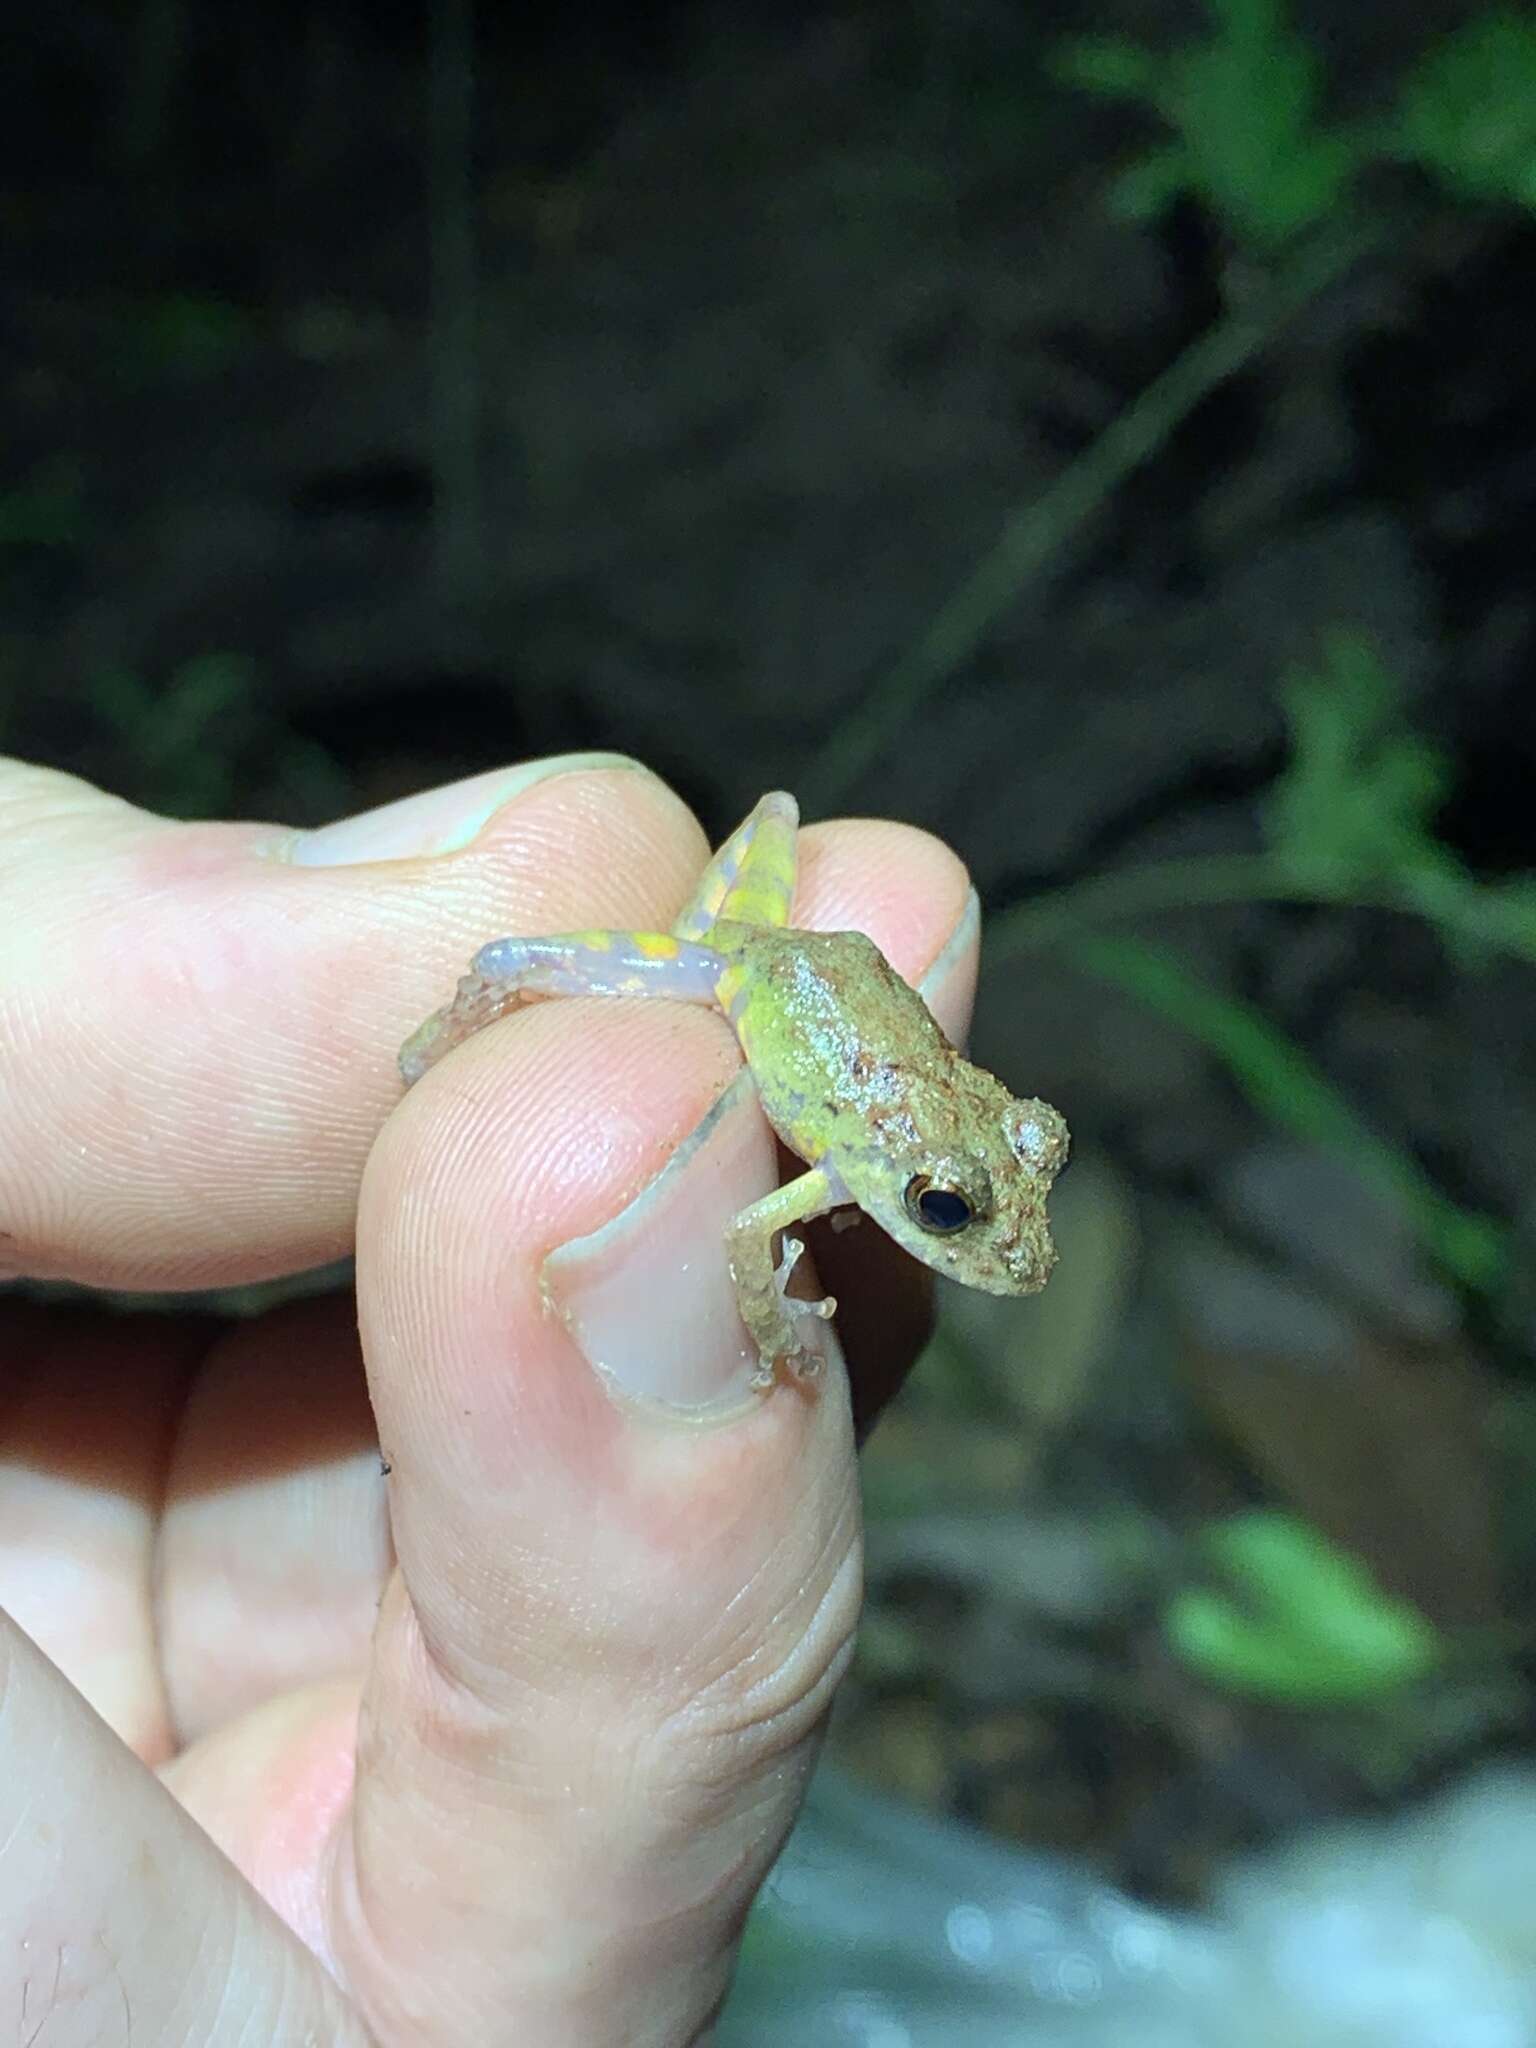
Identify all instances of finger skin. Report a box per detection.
[0,1302,213,1761]
[155,1297,393,1746]
[0,759,706,1287]
[0,1613,369,2048]
[334,996,862,2046]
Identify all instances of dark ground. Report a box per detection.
[6,0,1536,1903]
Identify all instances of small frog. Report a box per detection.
[400,792,1068,1389]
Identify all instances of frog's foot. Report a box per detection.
[399,972,530,1085]
[773,1234,837,1327]
[726,1166,842,1393]
[743,1235,835,1390]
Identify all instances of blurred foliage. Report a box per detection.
[1393,11,1536,207]
[1052,0,1359,250]
[1265,633,1460,894]
[997,637,1525,1299]
[1267,634,1536,966]
[1068,934,1507,1294]
[821,4,1536,802]
[1053,0,1536,253]
[1165,1510,1444,1704]
[85,655,345,820]
[801,226,1356,809]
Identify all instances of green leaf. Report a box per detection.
[1264,633,1536,972]
[1394,12,1536,210]
[1167,1510,1443,1703]
[1050,0,1360,251]
[1264,632,1458,885]
[1169,15,1354,247]
[1067,933,1507,1292]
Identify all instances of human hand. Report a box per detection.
[0,754,979,2045]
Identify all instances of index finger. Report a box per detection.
[0,755,704,1288]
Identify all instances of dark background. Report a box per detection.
[7,0,1536,1905]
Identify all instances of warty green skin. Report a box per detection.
[714,919,1068,1295]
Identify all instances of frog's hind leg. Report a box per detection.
[673,791,798,941]
[399,930,725,1084]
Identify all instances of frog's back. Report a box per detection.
[711,922,950,1158]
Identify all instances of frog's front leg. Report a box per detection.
[726,1164,845,1389]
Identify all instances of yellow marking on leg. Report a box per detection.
[713,793,798,930]
[718,849,795,930]
[675,791,800,939]
[714,962,748,1016]
[634,932,681,959]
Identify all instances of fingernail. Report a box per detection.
[543,1072,833,1416]
[290,753,646,867]
[918,887,980,1047]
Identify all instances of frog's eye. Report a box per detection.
[903,1175,977,1235]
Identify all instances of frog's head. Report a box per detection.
[839,1075,1069,1295]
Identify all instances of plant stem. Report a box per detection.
[989,853,1369,957]
[989,851,1536,970]
[802,229,1371,812]
[1064,934,1507,1291]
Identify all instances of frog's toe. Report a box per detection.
[773,1235,836,1325]
[398,1007,451,1085]
[773,1234,806,1291]
[752,1339,827,1390]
